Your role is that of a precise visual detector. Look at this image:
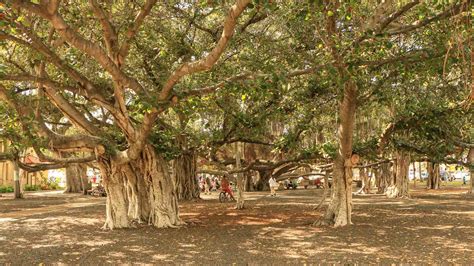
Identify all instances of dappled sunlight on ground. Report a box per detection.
[0,187,472,264]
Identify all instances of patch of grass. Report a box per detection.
[24,184,41,191]
[0,185,14,193]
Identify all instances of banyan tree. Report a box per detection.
[0,0,254,229]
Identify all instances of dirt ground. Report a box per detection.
[0,186,473,265]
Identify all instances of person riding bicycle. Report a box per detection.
[221,175,235,200]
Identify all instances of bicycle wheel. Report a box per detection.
[219,192,227,203]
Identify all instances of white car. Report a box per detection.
[453,172,470,181]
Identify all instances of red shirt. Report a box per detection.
[221,179,230,190]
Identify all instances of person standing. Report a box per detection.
[204,177,211,195]
[211,178,217,192]
[269,176,278,196]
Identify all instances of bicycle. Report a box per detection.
[219,191,235,203]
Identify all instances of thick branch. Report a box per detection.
[11,1,144,95]
[89,0,118,55]
[118,0,158,61]
[0,29,112,106]
[158,0,250,101]
[0,84,102,152]
[128,0,250,161]
[18,156,95,172]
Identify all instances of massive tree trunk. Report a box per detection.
[123,163,151,223]
[321,80,357,227]
[65,164,88,193]
[255,169,272,191]
[136,146,181,228]
[427,162,440,189]
[172,150,200,200]
[99,145,182,229]
[386,151,410,198]
[98,157,130,230]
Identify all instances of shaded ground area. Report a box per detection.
[0,187,473,264]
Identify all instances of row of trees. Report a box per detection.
[0,1,472,228]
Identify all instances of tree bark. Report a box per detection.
[235,142,245,209]
[65,164,88,193]
[172,150,200,200]
[244,171,253,192]
[13,161,22,199]
[386,151,410,198]
[98,157,130,229]
[376,162,391,194]
[123,163,151,223]
[412,163,416,188]
[321,80,357,227]
[99,145,182,229]
[427,162,440,189]
[255,169,272,191]
[133,146,182,228]
[418,161,423,183]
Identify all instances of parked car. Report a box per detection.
[454,172,470,181]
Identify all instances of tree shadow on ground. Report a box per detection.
[0,188,472,264]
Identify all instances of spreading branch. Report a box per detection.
[128,0,251,162]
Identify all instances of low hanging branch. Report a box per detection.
[17,158,94,172]
[0,148,95,172]
[0,152,15,162]
[198,154,328,179]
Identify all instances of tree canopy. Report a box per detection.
[0,0,472,228]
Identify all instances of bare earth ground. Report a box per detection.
[0,186,473,265]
